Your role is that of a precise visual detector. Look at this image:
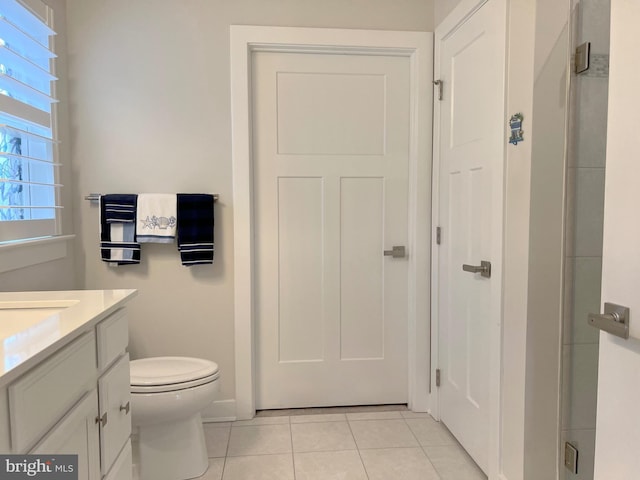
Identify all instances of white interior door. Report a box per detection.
[593,2,640,478]
[253,50,411,409]
[436,0,505,473]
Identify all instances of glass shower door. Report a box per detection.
[561,0,610,478]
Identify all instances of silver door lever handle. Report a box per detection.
[588,303,630,339]
[384,246,406,258]
[462,261,491,278]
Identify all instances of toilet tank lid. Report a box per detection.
[130,356,219,386]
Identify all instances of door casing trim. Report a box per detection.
[230,25,433,419]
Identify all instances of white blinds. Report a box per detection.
[0,0,60,242]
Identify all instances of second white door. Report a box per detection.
[253,50,411,409]
[436,0,506,473]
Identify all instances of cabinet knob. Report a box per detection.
[119,401,130,415]
[95,412,108,427]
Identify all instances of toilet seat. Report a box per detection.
[131,356,219,394]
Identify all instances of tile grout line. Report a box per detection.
[421,445,446,480]
[221,408,432,479]
[219,424,233,480]
[289,416,297,480]
[345,417,371,480]
[403,416,445,479]
[402,415,424,448]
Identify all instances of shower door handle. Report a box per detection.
[588,302,630,339]
[462,260,491,278]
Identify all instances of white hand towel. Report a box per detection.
[136,194,177,243]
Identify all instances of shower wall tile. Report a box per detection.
[563,256,575,346]
[562,3,608,478]
[567,62,579,168]
[578,0,611,54]
[570,257,602,344]
[562,343,600,430]
[560,428,596,480]
[565,167,577,255]
[574,168,605,257]
[575,78,609,168]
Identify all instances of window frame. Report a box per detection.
[0,0,73,271]
[0,0,62,245]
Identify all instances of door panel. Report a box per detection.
[277,177,324,363]
[340,177,384,360]
[276,72,386,155]
[253,51,410,409]
[437,0,505,473]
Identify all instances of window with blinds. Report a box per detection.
[0,0,60,243]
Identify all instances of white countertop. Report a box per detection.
[0,289,137,387]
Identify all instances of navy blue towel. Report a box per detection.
[102,193,137,223]
[176,194,214,266]
[100,194,141,265]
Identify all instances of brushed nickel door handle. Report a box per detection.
[588,302,630,339]
[384,246,406,258]
[462,260,491,278]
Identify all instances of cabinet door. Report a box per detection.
[98,354,131,475]
[103,440,132,480]
[31,390,101,480]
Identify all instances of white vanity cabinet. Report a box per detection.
[95,308,132,479]
[31,390,101,480]
[0,298,134,480]
[10,332,97,453]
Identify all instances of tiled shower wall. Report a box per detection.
[562,0,610,478]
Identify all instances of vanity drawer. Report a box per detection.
[97,308,128,371]
[9,332,97,452]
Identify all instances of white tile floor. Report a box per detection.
[198,409,487,480]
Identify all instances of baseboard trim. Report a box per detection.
[202,399,237,423]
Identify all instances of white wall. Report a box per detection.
[501,1,535,478]
[524,0,570,478]
[435,0,465,25]
[64,0,435,416]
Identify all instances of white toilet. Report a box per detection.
[130,356,220,480]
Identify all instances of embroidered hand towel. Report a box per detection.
[100,194,141,265]
[136,194,177,243]
[176,194,214,266]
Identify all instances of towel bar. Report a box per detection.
[85,193,219,203]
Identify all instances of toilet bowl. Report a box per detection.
[130,357,220,480]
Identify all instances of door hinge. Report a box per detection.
[435,368,441,387]
[436,227,441,245]
[564,442,579,474]
[433,80,443,101]
[574,41,591,74]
